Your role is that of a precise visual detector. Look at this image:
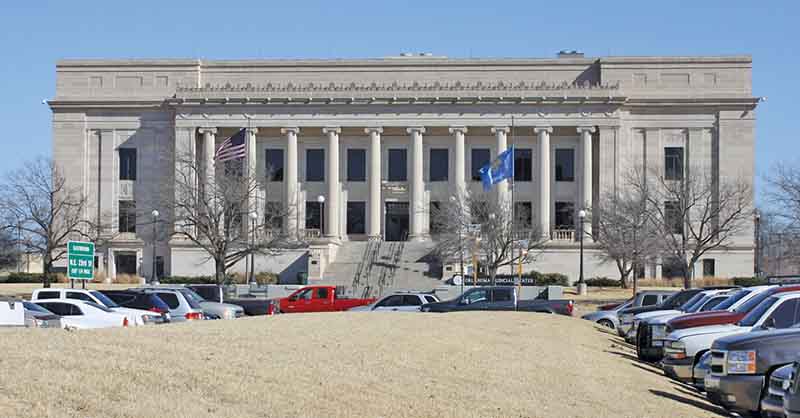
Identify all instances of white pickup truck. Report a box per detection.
[31,288,160,325]
[662,291,800,383]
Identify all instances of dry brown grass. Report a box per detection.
[114,273,144,284]
[0,312,727,418]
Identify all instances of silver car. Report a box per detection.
[134,288,205,322]
[143,286,244,320]
[582,300,632,330]
[23,302,62,328]
[349,292,439,312]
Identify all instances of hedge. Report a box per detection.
[585,277,620,287]
[522,271,569,286]
[2,272,62,284]
[159,272,279,285]
[732,276,768,287]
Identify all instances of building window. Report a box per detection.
[346,202,366,234]
[471,149,490,181]
[265,149,284,182]
[119,148,137,180]
[703,259,716,277]
[347,149,366,182]
[664,201,683,235]
[555,149,574,182]
[429,149,449,182]
[388,149,407,181]
[514,202,533,228]
[119,201,136,233]
[305,202,324,231]
[265,202,283,230]
[429,201,441,234]
[662,257,686,279]
[665,147,684,181]
[554,201,575,229]
[514,148,533,182]
[155,256,164,279]
[306,149,325,182]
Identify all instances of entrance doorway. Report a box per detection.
[385,202,409,241]
[115,252,138,275]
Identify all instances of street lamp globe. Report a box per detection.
[249,212,258,220]
[578,209,587,220]
[317,195,326,204]
[151,209,159,218]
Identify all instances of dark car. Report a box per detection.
[187,284,271,316]
[784,361,800,418]
[420,286,573,316]
[99,290,171,323]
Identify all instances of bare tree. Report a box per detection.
[593,172,661,293]
[766,162,800,228]
[635,166,752,288]
[165,152,293,284]
[0,158,99,287]
[431,190,546,284]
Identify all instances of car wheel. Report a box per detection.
[597,319,615,330]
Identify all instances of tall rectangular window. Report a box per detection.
[665,147,684,181]
[264,201,283,230]
[429,149,449,182]
[347,149,366,182]
[119,148,137,180]
[514,148,533,182]
[119,201,136,233]
[554,201,575,229]
[555,149,574,182]
[306,149,325,182]
[471,148,490,181]
[388,149,407,181]
[703,259,716,277]
[265,149,284,181]
[514,202,533,228]
[429,201,441,234]
[665,201,683,235]
[346,202,366,234]
[305,202,324,231]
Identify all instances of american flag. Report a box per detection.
[214,128,247,162]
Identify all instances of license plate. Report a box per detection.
[705,376,720,390]
[652,341,663,347]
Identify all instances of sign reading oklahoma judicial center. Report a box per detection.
[67,241,94,280]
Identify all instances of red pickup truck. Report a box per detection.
[273,286,375,314]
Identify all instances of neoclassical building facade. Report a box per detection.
[49,52,759,282]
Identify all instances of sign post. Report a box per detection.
[67,241,95,289]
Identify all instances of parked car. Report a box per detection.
[128,288,204,322]
[186,284,270,316]
[763,363,793,418]
[703,328,800,417]
[349,292,439,312]
[99,290,171,324]
[617,288,707,339]
[274,285,376,314]
[662,291,800,385]
[0,299,25,327]
[420,286,574,315]
[23,302,62,328]
[32,288,161,325]
[582,290,674,330]
[784,361,800,418]
[34,299,129,329]
[693,350,713,390]
[140,286,244,320]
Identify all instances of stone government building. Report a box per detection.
[49,51,758,285]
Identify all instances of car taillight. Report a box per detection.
[149,307,167,314]
[267,302,274,316]
[123,317,129,327]
[185,312,203,320]
[567,301,574,315]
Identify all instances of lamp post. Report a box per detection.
[754,210,761,278]
[577,209,587,295]
[450,196,465,295]
[249,211,258,284]
[317,195,326,238]
[151,209,159,284]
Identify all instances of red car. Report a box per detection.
[274,286,375,314]
[666,285,800,331]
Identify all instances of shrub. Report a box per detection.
[585,277,620,287]
[538,272,569,286]
[114,273,143,284]
[4,272,64,284]
[732,276,767,287]
[159,275,218,285]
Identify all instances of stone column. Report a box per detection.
[281,127,300,239]
[449,126,468,201]
[198,128,217,196]
[407,127,426,241]
[323,127,341,239]
[492,126,511,205]
[245,127,259,237]
[535,126,553,239]
[578,126,595,237]
[366,127,383,239]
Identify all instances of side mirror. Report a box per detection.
[459,298,470,305]
[764,317,777,329]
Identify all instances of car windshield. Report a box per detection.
[90,291,120,308]
[680,293,707,311]
[711,289,750,311]
[685,294,716,313]
[85,301,114,313]
[23,302,53,314]
[178,289,205,309]
[738,296,779,327]
[734,288,778,313]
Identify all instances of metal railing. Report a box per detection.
[551,229,575,241]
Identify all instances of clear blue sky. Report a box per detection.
[0,1,797,201]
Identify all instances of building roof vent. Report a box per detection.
[557,50,584,58]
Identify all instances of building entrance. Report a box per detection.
[385,202,409,241]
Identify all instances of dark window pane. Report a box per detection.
[554,202,575,229]
[555,149,574,182]
[347,202,366,235]
[37,291,60,300]
[493,288,513,302]
[378,295,404,307]
[665,147,684,181]
[119,201,136,233]
[402,295,423,306]
[665,201,683,235]
[265,149,284,181]
[316,287,329,299]
[703,259,715,277]
[662,257,687,279]
[306,149,325,182]
[157,293,179,309]
[388,149,407,181]
[767,299,798,328]
[514,202,533,228]
[119,148,137,180]
[265,202,283,230]
[429,149,449,181]
[347,149,366,182]
[305,202,324,231]
[642,295,659,306]
[66,292,93,302]
[514,148,533,182]
[471,149,490,181]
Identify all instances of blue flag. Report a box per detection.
[479,147,514,191]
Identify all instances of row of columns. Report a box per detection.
[196,125,595,241]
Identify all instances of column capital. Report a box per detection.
[322,126,341,135]
[280,127,300,135]
[406,127,426,135]
[245,127,258,135]
[364,127,384,135]
[491,126,510,135]
[534,126,553,134]
[577,126,596,134]
[197,127,217,135]
[448,126,468,135]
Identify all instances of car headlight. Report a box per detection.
[664,340,687,359]
[651,324,667,340]
[223,310,235,320]
[726,350,757,374]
